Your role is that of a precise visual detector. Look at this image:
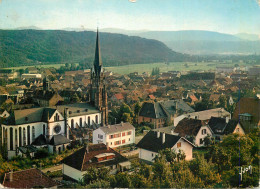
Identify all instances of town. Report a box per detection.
[0,0,260,188]
[0,29,259,188]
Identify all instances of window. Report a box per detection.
[122,139,125,144]
[122,132,125,136]
[27,126,30,145]
[88,117,90,125]
[200,138,203,144]
[114,141,121,145]
[202,129,206,135]
[152,153,154,157]
[80,118,82,127]
[95,115,98,123]
[10,128,13,150]
[19,128,22,147]
[54,113,59,121]
[150,118,152,122]
[32,126,35,142]
[129,138,130,141]
[109,135,114,139]
[15,129,18,149]
[110,142,112,145]
[127,131,131,135]
[98,134,103,139]
[236,128,240,132]
[177,142,181,148]
[43,124,46,136]
[71,119,74,129]
[23,128,26,146]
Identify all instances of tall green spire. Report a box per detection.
[93,28,102,77]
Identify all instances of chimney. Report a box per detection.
[157,131,160,138]
[226,116,229,123]
[121,121,123,126]
[162,132,165,144]
[10,170,13,182]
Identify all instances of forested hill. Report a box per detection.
[0,30,190,68]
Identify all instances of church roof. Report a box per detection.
[49,134,70,145]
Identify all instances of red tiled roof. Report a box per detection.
[148,95,156,100]
[189,95,198,102]
[114,93,124,100]
[3,168,58,188]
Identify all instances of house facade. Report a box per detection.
[62,143,131,181]
[136,131,194,163]
[93,122,135,148]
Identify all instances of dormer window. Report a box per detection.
[95,153,115,162]
[69,111,72,114]
[77,110,80,113]
[25,117,29,121]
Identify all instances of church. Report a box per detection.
[1,30,108,159]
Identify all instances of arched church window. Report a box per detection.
[43,124,46,136]
[23,128,26,146]
[10,128,13,151]
[88,117,90,125]
[95,115,98,123]
[32,126,35,142]
[19,127,22,147]
[27,126,30,145]
[80,118,82,127]
[71,119,74,129]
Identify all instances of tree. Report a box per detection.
[110,172,131,188]
[82,167,109,185]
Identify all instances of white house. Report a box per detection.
[62,143,131,181]
[0,110,10,118]
[1,103,102,159]
[208,117,245,141]
[174,118,213,147]
[93,122,135,148]
[136,131,195,163]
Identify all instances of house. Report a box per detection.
[136,131,194,163]
[2,168,59,188]
[174,108,231,126]
[138,102,168,128]
[233,97,260,125]
[111,93,124,103]
[174,118,213,147]
[158,99,195,124]
[62,143,131,181]
[208,117,245,141]
[93,122,135,148]
[33,90,64,107]
[1,103,102,159]
[0,110,10,118]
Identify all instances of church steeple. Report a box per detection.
[89,29,108,126]
[93,29,103,77]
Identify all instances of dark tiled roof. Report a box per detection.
[17,145,37,154]
[139,102,167,119]
[208,117,227,134]
[99,122,135,134]
[31,134,47,145]
[159,99,194,116]
[174,118,204,137]
[3,168,58,188]
[49,134,70,145]
[62,143,129,171]
[223,120,241,135]
[136,131,189,153]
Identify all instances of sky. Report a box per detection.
[0,0,259,34]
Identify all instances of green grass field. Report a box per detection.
[5,61,244,75]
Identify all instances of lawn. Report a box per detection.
[5,61,245,75]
